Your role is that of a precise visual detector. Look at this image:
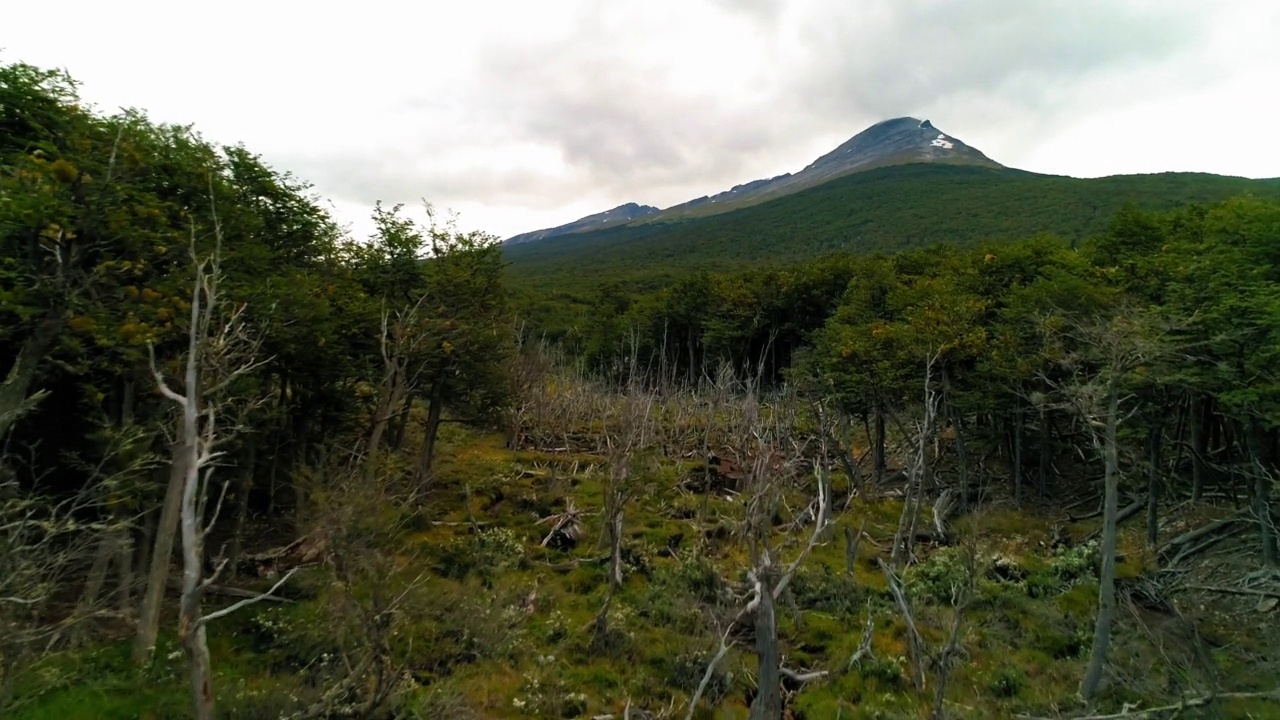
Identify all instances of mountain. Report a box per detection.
[504,117,998,243]
[504,202,659,245]
[653,117,1000,221]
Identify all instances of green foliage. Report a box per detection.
[904,547,974,604]
[436,526,528,582]
[789,563,863,615]
[505,163,1280,300]
[985,664,1028,698]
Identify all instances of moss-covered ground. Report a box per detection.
[11,424,1278,719]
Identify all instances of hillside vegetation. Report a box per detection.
[505,163,1280,293]
[3,60,1280,720]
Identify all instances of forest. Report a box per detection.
[2,60,1279,719]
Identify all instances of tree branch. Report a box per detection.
[197,567,298,626]
[684,623,735,720]
[1020,689,1280,719]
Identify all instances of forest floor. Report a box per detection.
[9,425,1280,719]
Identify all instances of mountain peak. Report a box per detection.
[803,116,997,176]
[505,117,1001,242]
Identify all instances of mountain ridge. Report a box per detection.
[505,202,660,245]
[504,117,997,243]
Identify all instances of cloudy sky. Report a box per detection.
[4,1,1277,239]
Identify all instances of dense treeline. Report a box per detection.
[573,199,1279,558]
[1,62,514,714]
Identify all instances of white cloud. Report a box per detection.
[3,0,1276,239]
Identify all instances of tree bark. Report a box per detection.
[1245,420,1278,568]
[115,527,134,614]
[1039,403,1052,498]
[1190,395,1208,501]
[1081,372,1121,703]
[132,506,157,604]
[365,357,408,480]
[76,532,116,624]
[942,365,969,506]
[0,317,62,439]
[133,449,186,666]
[1146,423,1162,548]
[1013,399,1024,504]
[416,378,446,483]
[228,443,255,581]
[750,566,782,720]
[873,396,887,484]
[387,391,414,452]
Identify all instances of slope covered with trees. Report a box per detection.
[4,60,1279,719]
[505,163,1280,298]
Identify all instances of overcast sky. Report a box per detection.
[4,1,1278,239]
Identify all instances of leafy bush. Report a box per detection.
[437,527,528,582]
[1050,541,1099,584]
[905,547,974,604]
[1023,541,1099,598]
[790,564,862,615]
[986,664,1027,698]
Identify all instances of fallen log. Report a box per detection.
[1082,494,1147,542]
[1019,688,1280,719]
[1160,513,1246,556]
[1183,585,1280,600]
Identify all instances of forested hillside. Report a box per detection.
[4,61,1280,719]
[505,163,1280,298]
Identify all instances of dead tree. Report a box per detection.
[892,352,940,569]
[0,465,109,709]
[739,390,830,719]
[365,299,428,480]
[1043,312,1172,704]
[592,386,655,645]
[148,232,282,720]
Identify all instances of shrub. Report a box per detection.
[905,547,973,604]
[790,564,862,615]
[987,664,1027,698]
[437,527,527,582]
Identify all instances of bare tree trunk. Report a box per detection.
[1013,399,1024,503]
[387,392,414,452]
[1190,395,1208,501]
[133,506,157,601]
[115,527,134,614]
[607,505,624,588]
[1246,420,1278,568]
[133,451,186,666]
[750,564,782,720]
[0,317,61,440]
[416,379,445,484]
[176,408,214,720]
[1038,402,1052,499]
[366,360,408,480]
[228,443,255,581]
[76,533,116,622]
[873,397,887,484]
[1081,372,1121,703]
[1147,423,1162,548]
[941,365,969,506]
